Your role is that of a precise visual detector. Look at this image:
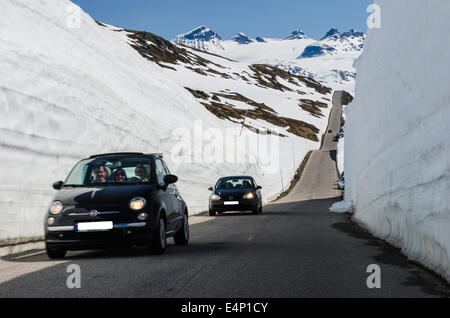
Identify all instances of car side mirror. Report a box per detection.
[164,174,178,185]
[53,180,64,190]
[256,186,262,190]
[208,187,213,191]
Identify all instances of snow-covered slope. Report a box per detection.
[344,0,450,281]
[173,25,224,52]
[0,0,333,244]
[174,26,364,93]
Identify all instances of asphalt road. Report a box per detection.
[0,92,448,298]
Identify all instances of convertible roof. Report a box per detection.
[89,152,163,159]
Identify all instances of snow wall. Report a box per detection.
[345,0,450,281]
[0,0,324,244]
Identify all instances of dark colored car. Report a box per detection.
[45,152,189,259]
[338,172,345,190]
[208,176,262,216]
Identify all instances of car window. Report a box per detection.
[162,160,170,175]
[64,156,152,186]
[155,159,167,184]
[216,178,255,190]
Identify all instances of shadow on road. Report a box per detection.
[1,196,449,297]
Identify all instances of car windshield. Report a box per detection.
[64,156,152,186]
[216,178,255,190]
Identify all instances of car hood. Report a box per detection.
[54,184,156,206]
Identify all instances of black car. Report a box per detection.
[45,152,189,259]
[208,176,262,216]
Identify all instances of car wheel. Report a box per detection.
[150,217,167,254]
[209,209,216,216]
[258,205,263,214]
[46,243,66,259]
[252,205,258,215]
[174,212,189,246]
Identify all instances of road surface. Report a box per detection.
[0,92,448,297]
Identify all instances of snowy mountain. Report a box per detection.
[173,25,224,52]
[284,30,308,40]
[0,0,333,242]
[173,25,364,92]
[231,32,253,44]
[321,28,339,40]
[299,28,365,58]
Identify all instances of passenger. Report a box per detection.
[135,164,149,182]
[94,165,108,183]
[242,180,252,189]
[113,168,127,182]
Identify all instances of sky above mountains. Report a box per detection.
[71,0,373,40]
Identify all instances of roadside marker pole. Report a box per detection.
[292,143,296,176]
[239,109,249,136]
[280,170,284,192]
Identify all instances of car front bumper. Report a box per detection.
[210,199,257,212]
[45,222,153,250]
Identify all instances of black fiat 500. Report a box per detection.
[45,152,189,259]
[208,176,262,216]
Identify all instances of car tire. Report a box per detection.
[252,205,258,215]
[209,209,216,216]
[46,243,66,259]
[174,212,189,246]
[258,205,263,214]
[150,217,167,255]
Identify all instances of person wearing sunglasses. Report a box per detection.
[113,168,127,182]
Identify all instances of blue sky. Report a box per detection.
[72,0,373,40]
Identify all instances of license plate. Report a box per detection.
[76,221,113,232]
[224,201,239,205]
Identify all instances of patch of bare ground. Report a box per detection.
[185,87,209,99]
[299,99,328,118]
[214,92,276,113]
[249,64,332,95]
[341,91,354,105]
[178,44,237,63]
[185,88,319,141]
[125,29,227,71]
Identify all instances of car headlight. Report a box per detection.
[49,201,63,215]
[243,192,254,200]
[211,194,221,201]
[129,197,146,210]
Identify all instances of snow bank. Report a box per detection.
[0,0,330,244]
[329,200,353,214]
[345,0,450,281]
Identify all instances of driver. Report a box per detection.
[94,165,108,183]
[135,164,149,182]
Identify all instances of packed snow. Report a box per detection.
[344,0,450,281]
[329,200,353,214]
[0,0,333,243]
